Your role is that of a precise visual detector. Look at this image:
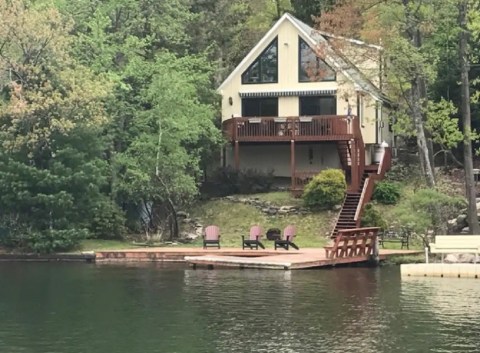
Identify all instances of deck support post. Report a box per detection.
[234,140,240,170]
[290,139,296,191]
[350,139,359,191]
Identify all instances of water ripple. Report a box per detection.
[0,264,479,353]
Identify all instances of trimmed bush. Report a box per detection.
[373,181,401,204]
[361,203,387,230]
[302,169,346,209]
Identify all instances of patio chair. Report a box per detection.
[203,225,220,249]
[274,225,299,250]
[242,225,266,250]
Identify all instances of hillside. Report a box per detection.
[182,192,336,248]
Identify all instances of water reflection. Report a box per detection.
[0,264,479,353]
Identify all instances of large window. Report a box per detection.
[242,98,278,117]
[299,37,336,82]
[299,96,337,116]
[242,38,278,84]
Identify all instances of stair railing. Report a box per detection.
[353,117,366,186]
[353,147,392,227]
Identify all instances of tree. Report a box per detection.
[113,53,221,240]
[316,0,461,187]
[458,0,480,234]
[291,0,335,25]
[0,0,119,251]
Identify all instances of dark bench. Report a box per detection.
[378,228,410,250]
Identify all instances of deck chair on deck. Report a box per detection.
[274,225,299,250]
[203,225,220,249]
[242,225,265,250]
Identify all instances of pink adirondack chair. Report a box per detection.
[203,225,220,249]
[274,225,299,250]
[242,225,266,250]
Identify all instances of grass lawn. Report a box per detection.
[78,239,135,251]
[186,197,334,248]
[78,191,428,251]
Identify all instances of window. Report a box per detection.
[242,39,278,84]
[242,98,278,117]
[299,37,335,82]
[299,96,337,116]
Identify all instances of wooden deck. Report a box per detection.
[222,115,355,143]
[96,247,422,269]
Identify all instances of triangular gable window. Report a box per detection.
[299,37,336,82]
[242,38,278,84]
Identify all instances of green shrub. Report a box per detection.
[361,203,387,229]
[302,169,346,209]
[0,226,87,253]
[392,188,466,235]
[27,229,87,253]
[90,200,126,239]
[373,181,401,204]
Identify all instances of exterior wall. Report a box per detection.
[220,19,341,119]
[219,18,380,145]
[225,143,341,177]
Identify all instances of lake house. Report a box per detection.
[217,13,393,234]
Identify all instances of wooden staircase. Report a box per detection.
[332,173,367,237]
[332,145,392,238]
[332,191,360,237]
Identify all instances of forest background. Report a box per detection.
[0,0,479,252]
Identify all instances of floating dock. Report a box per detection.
[96,248,422,270]
[401,263,480,278]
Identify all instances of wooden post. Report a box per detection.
[350,139,359,191]
[234,141,240,170]
[290,140,296,191]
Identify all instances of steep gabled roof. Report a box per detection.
[218,13,391,106]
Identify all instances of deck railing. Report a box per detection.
[223,115,356,142]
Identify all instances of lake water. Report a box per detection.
[0,263,479,353]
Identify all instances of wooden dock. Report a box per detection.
[96,247,421,269]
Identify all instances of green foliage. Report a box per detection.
[90,200,126,239]
[291,0,335,25]
[425,99,465,150]
[392,188,466,235]
[373,181,401,205]
[0,227,87,253]
[206,167,275,196]
[385,163,420,183]
[302,169,346,209]
[0,1,123,251]
[360,204,387,230]
[26,229,88,253]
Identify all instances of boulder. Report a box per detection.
[456,214,467,226]
[333,204,342,211]
[266,208,278,215]
[185,233,200,241]
[444,254,459,263]
[458,253,477,263]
